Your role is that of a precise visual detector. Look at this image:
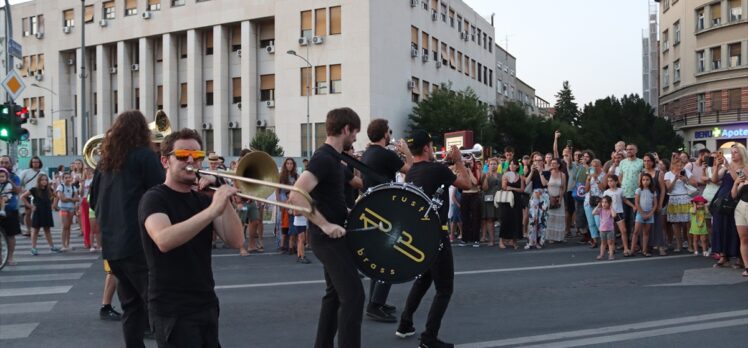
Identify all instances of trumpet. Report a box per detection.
[436,143,483,163]
[186,151,315,214]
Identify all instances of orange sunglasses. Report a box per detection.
[170,149,206,162]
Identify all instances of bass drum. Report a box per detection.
[346,182,443,283]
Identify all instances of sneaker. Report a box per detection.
[99,305,122,321]
[297,256,311,264]
[90,247,97,252]
[50,247,61,253]
[472,242,480,248]
[30,248,38,256]
[366,305,397,323]
[419,337,454,348]
[59,247,68,252]
[524,244,531,250]
[395,321,416,338]
[703,251,710,257]
[381,303,397,314]
[694,251,699,256]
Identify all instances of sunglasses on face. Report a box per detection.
[170,149,206,162]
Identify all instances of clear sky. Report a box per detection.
[9,0,651,106]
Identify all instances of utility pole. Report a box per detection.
[79,0,87,155]
[3,0,16,163]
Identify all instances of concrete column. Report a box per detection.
[117,41,132,112]
[162,33,179,129]
[139,37,155,117]
[742,39,748,68]
[75,48,83,154]
[704,4,711,28]
[241,20,256,151]
[186,29,202,130]
[213,25,229,156]
[722,43,729,69]
[95,45,112,134]
[722,0,730,24]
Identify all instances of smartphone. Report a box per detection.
[680,170,686,176]
[566,140,573,148]
[739,170,745,179]
[706,156,715,167]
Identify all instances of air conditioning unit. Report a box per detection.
[142,11,152,19]
[131,64,139,71]
[410,0,418,7]
[63,26,71,34]
[14,62,23,69]
[256,119,267,127]
[237,102,242,109]
[99,19,107,27]
[298,37,309,46]
[266,100,275,108]
[109,67,117,74]
[228,121,240,128]
[236,49,242,57]
[312,36,324,45]
[34,32,44,39]
[435,61,442,68]
[431,10,438,21]
[202,122,213,130]
[265,45,275,54]
[34,73,43,81]
[407,80,415,90]
[66,58,75,66]
[421,54,428,63]
[410,47,418,57]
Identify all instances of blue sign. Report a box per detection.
[694,126,748,139]
[8,39,22,60]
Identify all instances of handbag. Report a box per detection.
[494,190,515,208]
[710,196,737,215]
[589,196,601,207]
[549,195,561,209]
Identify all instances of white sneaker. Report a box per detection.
[90,247,96,252]
[524,244,531,250]
[703,251,709,257]
[694,251,699,256]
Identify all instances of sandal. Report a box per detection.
[743,269,748,277]
[659,247,668,256]
[623,251,632,257]
[596,255,604,260]
[713,258,729,268]
[643,253,652,257]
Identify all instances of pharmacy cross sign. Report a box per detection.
[1,69,26,101]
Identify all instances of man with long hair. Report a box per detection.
[93,110,165,348]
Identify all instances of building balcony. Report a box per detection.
[669,109,747,130]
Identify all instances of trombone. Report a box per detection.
[186,151,315,214]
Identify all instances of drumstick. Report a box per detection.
[347,223,384,233]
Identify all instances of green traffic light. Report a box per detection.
[0,128,8,138]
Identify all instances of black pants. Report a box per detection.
[151,305,221,348]
[400,239,454,341]
[623,198,635,235]
[368,281,391,308]
[310,229,365,348]
[460,192,481,242]
[108,253,150,348]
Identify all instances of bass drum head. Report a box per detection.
[347,184,442,284]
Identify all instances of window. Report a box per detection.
[664,0,670,11]
[471,59,476,79]
[231,26,241,51]
[421,31,429,57]
[301,10,312,38]
[179,34,187,58]
[155,38,163,62]
[329,6,341,35]
[63,9,75,27]
[157,85,163,109]
[315,66,327,95]
[440,42,447,65]
[22,17,29,36]
[448,8,455,27]
[456,51,462,72]
[673,60,681,82]
[696,8,704,30]
[232,77,241,103]
[697,50,705,72]
[711,91,721,111]
[93,93,97,115]
[29,55,37,75]
[134,88,140,110]
[172,0,185,7]
[230,128,242,156]
[148,0,161,11]
[30,16,38,35]
[729,0,742,22]
[330,64,341,94]
[205,30,213,55]
[260,74,275,101]
[662,29,669,51]
[470,25,476,41]
[422,80,430,99]
[711,3,721,26]
[449,47,455,69]
[411,26,419,51]
[711,46,722,69]
[203,130,213,154]
[464,54,469,76]
[30,97,37,118]
[431,37,438,61]
[440,3,447,21]
[673,21,680,45]
[477,62,482,82]
[697,93,705,113]
[411,77,420,103]
[205,80,214,106]
[180,83,188,107]
[301,67,311,96]
[729,43,742,67]
[457,15,462,31]
[259,22,275,48]
[37,54,45,74]
[662,66,669,87]
[421,0,428,10]
[489,69,493,87]
[315,8,326,36]
[314,122,326,150]
[488,37,492,53]
[104,1,115,19]
[38,96,45,117]
[113,90,118,113]
[728,89,741,110]
[126,0,138,16]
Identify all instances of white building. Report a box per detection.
[10,0,496,158]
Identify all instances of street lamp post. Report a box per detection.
[287,50,312,159]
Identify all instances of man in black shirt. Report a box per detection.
[396,130,471,348]
[360,118,413,322]
[94,111,165,348]
[289,107,364,348]
[139,129,243,348]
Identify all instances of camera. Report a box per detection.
[739,169,745,179]
[706,156,715,167]
[680,170,686,176]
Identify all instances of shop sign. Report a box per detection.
[694,126,748,139]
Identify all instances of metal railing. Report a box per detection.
[668,109,746,129]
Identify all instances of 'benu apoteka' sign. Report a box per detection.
[694,126,748,139]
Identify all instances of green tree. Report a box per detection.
[553,81,580,127]
[250,129,284,156]
[408,84,490,146]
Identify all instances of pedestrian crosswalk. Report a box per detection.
[0,226,97,342]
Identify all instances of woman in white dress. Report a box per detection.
[545,158,567,242]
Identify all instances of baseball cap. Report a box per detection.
[406,129,432,151]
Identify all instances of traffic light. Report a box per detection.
[13,104,30,142]
[0,103,11,142]
[0,102,30,142]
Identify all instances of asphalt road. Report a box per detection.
[2,223,747,348]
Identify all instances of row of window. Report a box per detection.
[300,65,343,96]
[19,54,46,77]
[412,0,494,54]
[410,26,493,87]
[22,96,45,118]
[695,89,743,113]
[20,15,43,36]
[300,6,342,38]
[61,0,207,28]
[663,42,744,88]
[695,0,743,32]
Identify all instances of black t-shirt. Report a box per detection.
[528,169,550,190]
[405,161,457,224]
[361,145,404,190]
[138,184,216,316]
[343,165,356,209]
[306,144,348,235]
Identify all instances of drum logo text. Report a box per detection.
[359,208,425,263]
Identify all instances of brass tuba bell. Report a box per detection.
[82,110,172,168]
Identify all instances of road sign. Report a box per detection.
[8,39,22,60]
[17,140,30,158]
[1,69,26,101]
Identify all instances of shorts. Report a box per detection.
[600,230,615,241]
[291,225,307,235]
[735,200,748,226]
[635,211,654,224]
[0,209,21,236]
[614,213,624,222]
[59,207,76,216]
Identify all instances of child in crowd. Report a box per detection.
[632,173,656,257]
[0,168,13,217]
[689,196,710,257]
[603,174,631,256]
[594,196,617,260]
[526,188,548,249]
[55,172,80,251]
[20,174,59,255]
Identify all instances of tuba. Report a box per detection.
[83,110,172,168]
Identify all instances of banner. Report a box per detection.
[53,119,66,155]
